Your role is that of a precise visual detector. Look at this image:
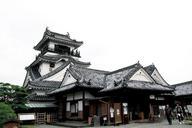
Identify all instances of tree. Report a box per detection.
[0,83,12,103]
[12,85,28,112]
[0,102,17,127]
[0,82,28,112]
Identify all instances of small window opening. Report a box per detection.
[50,63,55,68]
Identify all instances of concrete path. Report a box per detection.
[34,120,191,128]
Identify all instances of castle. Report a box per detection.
[23,28,174,124]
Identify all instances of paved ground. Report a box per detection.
[34,120,191,128]
[108,120,192,128]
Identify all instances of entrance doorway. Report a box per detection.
[114,103,122,124]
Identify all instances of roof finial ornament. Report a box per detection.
[137,60,140,65]
[67,32,70,37]
[46,26,49,31]
[45,27,53,36]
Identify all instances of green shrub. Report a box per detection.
[0,102,17,126]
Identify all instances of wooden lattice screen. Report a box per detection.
[46,112,57,123]
[36,113,46,124]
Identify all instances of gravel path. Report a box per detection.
[34,120,191,128]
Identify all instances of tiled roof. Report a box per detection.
[49,83,76,94]
[70,58,91,67]
[27,81,60,101]
[105,63,141,88]
[144,64,169,86]
[100,80,173,92]
[28,66,41,80]
[26,55,90,81]
[29,81,61,90]
[68,65,108,87]
[28,94,55,101]
[26,102,57,108]
[49,82,104,95]
[50,65,108,94]
[34,28,83,50]
[26,54,67,69]
[173,81,192,96]
[39,55,62,62]
[50,62,173,94]
[144,64,156,75]
[39,55,91,66]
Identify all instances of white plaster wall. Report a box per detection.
[44,65,70,81]
[66,92,83,101]
[67,93,73,101]
[78,100,83,111]
[130,69,153,82]
[151,69,168,85]
[74,91,83,100]
[39,62,50,76]
[39,62,63,76]
[85,91,95,99]
[48,42,55,51]
[66,102,70,111]
[61,71,77,87]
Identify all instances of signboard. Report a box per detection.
[110,107,114,118]
[156,97,165,100]
[122,103,128,106]
[149,95,155,99]
[18,113,35,121]
[123,107,128,115]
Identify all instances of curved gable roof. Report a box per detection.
[105,63,142,87]
[34,28,83,50]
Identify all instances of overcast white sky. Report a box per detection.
[0,0,192,85]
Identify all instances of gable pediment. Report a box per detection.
[130,68,154,82]
[43,64,70,81]
[151,69,168,85]
[61,70,77,87]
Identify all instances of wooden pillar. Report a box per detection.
[58,98,63,121]
[81,90,85,120]
[107,103,111,125]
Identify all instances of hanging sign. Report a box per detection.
[149,95,155,99]
[117,109,120,115]
[122,103,128,106]
[123,107,128,115]
[110,107,114,118]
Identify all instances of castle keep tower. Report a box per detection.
[23,28,90,123]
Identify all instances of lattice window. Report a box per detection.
[36,113,46,124]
